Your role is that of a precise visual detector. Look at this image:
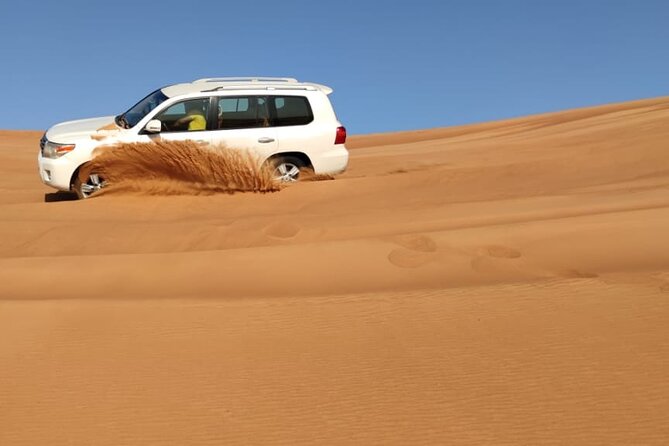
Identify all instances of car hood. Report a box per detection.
[46,115,121,143]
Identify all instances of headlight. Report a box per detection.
[42,140,76,159]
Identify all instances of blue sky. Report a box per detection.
[0,0,667,134]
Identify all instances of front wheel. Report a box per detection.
[74,170,107,199]
[271,156,307,183]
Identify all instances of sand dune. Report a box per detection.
[1,98,669,444]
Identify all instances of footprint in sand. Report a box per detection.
[484,245,522,259]
[471,245,521,274]
[388,234,438,268]
[562,269,599,279]
[264,222,301,239]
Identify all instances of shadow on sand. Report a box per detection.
[44,191,78,203]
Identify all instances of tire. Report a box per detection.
[270,156,307,183]
[73,167,107,199]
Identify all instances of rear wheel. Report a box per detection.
[271,156,306,183]
[74,170,107,199]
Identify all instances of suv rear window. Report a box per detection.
[213,95,314,130]
[272,96,313,127]
[217,96,270,130]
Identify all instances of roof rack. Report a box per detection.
[205,85,318,92]
[189,77,333,95]
[193,77,299,84]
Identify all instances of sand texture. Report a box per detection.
[1,97,669,444]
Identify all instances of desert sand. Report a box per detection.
[1,97,669,444]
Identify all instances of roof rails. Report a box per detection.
[191,77,334,95]
[206,85,318,92]
[193,77,299,84]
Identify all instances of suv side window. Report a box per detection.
[271,96,313,127]
[216,96,270,130]
[155,98,210,132]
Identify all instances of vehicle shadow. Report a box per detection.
[44,191,78,203]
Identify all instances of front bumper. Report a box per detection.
[37,153,78,191]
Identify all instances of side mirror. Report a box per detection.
[144,119,162,133]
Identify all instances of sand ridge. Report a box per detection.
[1,97,669,444]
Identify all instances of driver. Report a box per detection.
[174,101,207,131]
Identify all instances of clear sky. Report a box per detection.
[0,0,667,134]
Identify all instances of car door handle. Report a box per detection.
[258,137,275,143]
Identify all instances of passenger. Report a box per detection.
[175,102,207,131]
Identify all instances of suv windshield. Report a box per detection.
[116,89,169,129]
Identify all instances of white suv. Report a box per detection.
[38,77,349,198]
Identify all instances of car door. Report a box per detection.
[206,95,278,160]
[140,97,216,144]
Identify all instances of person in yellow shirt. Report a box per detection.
[174,102,207,131]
